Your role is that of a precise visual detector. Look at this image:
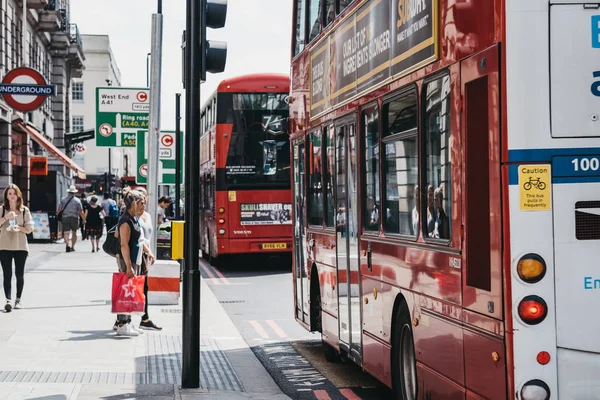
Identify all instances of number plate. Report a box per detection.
[262,243,287,249]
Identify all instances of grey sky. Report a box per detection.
[71,0,292,130]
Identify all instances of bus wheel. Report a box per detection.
[323,341,342,363]
[392,303,417,400]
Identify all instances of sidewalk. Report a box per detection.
[0,241,290,400]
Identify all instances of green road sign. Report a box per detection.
[96,87,150,147]
[136,130,184,185]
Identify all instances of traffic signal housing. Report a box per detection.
[201,0,228,81]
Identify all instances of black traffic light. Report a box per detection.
[201,0,227,81]
[109,173,116,189]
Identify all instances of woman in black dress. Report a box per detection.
[84,196,105,252]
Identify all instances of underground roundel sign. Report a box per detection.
[0,67,55,112]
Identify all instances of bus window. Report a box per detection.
[362,106,380,232]
[423,74,451,241]
[224,92,290,189]
[324,0,335,27]
[308,129,324,226]
[324,125,335,227]
[308,0,321,43]
[294,0,306,56]
[338,0,353,14]
[383,90,418,236]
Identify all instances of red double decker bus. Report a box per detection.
[199,73,292,265]
[290,0,600,399]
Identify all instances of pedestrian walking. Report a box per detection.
[114,190,155,337]
[84,196,105,253]
[80,193,89,240]
[101,193,118,233]
[0,184,34,312]
[57,185,86,253]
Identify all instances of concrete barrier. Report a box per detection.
[147,260,180,305]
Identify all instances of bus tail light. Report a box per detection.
[218,218,225,224]
[219,207,225,214]
[536,351,550,365]
[517,254,546,283]
[518,295,547,325]
[520,379,550,400]
[218,229,226,235]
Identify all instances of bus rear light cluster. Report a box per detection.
[520,379,550,400]
[219,207,225,214]
[517,254,547,284]
[218,218,225,224]
[518,295,547,325]
[218,229,226,235]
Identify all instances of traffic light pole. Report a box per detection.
[182,0,201,388]
[175,93,182,220]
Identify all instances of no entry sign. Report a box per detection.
[0,67,55,112]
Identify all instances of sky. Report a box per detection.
[70,0,293,131]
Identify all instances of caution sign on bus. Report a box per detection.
[519,164,552,211]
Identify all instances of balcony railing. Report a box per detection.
[43,0,67,11]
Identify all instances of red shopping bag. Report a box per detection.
[111,272,146,314]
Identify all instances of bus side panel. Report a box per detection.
[417,364,466,400]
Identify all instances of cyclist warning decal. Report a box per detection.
[519,165,552,211]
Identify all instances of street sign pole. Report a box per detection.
[148,8,164,255]
[175,93,182,220]
[182,0,201,388]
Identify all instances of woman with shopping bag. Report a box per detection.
[113,190,155,337]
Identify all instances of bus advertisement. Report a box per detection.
[200,73,292,265]
[290,0,600,399]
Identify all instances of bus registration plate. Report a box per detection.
[262,243,287,250]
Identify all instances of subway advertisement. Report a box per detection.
[240,203,292,225]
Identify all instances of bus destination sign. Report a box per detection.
[310,0,438,118]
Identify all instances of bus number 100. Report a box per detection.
[571,157,600,172]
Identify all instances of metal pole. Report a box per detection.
[146,53,151,88]
[108,148,112,194]
[175,93,182,220]
[182,0,201,388]
[147,11,163,255]
[22,0,27,66]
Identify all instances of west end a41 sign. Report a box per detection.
[96,87,150,147]
[0,67,55,112]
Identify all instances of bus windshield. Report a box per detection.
[225,93,290,189]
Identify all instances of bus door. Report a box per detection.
[293,139,309,324]
[335,116,362,362]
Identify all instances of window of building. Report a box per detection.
[72,82,83,101]
[423,74,452,241]
[294,0,306,56]
[362,106,380,232]
[307,0,321,43]
[307,129,323,226]
[72,116,84,132]
[383,90,418,236]
[324,125,335,227]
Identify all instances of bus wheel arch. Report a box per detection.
[391,294,418,400]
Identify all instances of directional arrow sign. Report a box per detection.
[96,87,149,147]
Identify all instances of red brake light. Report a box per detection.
[518,296,548,325]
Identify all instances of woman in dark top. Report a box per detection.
[84,196,105,252]
[114,190,154,337]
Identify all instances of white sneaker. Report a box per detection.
[14,299,21,309]
[116,323,139,337]
[130,324,144,335]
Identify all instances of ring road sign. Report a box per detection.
[96,87,150,147]
[0,67,55,112]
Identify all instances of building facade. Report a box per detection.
[0,0,84,213]
[71,34,130,194]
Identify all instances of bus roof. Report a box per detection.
[217,73,289,93]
